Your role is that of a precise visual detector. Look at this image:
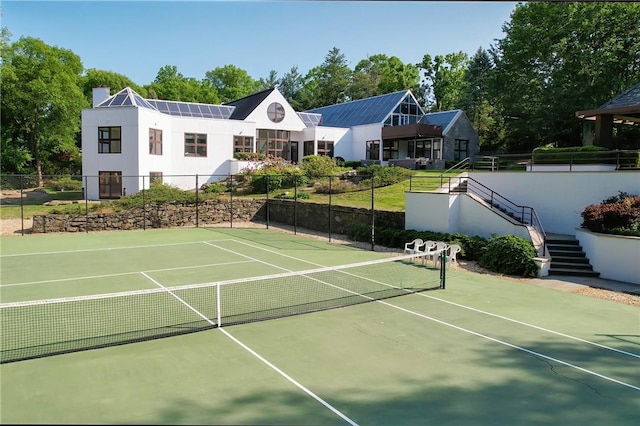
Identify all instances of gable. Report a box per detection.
[306,91,415,127]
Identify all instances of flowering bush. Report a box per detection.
[581,192,640,237]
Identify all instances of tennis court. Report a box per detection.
[1,227,638,425]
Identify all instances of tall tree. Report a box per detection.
[348,54,388,100]
[1,36,87,180]
[81,69,146,102]
[314,47,352,107]
[145,65,219,104]
[378,56,421,95]
[418,52,469,112]
[349,54,421,100]
[204,65,260,103]
[492,2,640,150]
[459,48,506,152]
[257,70,279,91]
[278,66,304,110]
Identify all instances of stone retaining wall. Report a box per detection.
[32,199,405,234]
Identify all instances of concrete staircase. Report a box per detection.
[546,233,600,277]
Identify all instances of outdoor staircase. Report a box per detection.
[546,233,600,277]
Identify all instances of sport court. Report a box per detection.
[1,227,638,425]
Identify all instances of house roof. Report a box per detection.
[576,82,640,125]
[225,88,275,120]
[419,110,462,134]
[95,87,320,126]
[305,91,412,127]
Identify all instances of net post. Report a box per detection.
[217,283,222,327]
[440,250,446,289]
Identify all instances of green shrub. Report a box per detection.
[274,191,310,200]
[356,164,413,187]
[313,178,354,194]
[201,182,227,194]
[115,182,197,208]
[49,177,83,191]
[301,155,338,179]
[532,146,611,164]
[478,235,538,277]
[242,157,307,192]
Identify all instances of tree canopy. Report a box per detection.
[1,2,639,175]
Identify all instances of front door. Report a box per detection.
[290,141,299,164]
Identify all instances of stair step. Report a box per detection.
[551,256,590,264]
[546,239,580,246]
[551,262,594,270]
[548,268,601,278]
[547,246,584,253]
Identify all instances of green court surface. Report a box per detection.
[0,227,638,425]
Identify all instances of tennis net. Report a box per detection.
[1,252,443,363]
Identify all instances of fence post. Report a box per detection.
[84,175,89,233]
[328,175,332,242]
[266,176,270,229]
[195,174,199,228]
[293,175,297,235]
[371,171,375,251]
[229,174,234,228]
[19,175,24,236]
[142,175,145,230]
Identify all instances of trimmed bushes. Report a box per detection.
[478,235,539,277]
[581,192,640,237]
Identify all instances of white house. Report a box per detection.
[81,86,478,200]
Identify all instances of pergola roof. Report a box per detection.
[576,82,640,125]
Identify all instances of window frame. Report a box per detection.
[98,126,122,154]
[149,128,162,155]
[184,133,207,157]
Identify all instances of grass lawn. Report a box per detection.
[0,170,457,219]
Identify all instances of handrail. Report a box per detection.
[471,149,640,171]
[439,157,471,187]
[434,174,547,256]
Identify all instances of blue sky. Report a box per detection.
[2,1,518,86]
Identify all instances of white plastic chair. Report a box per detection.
[446,244,462,268]
[428,241,449,268]
[403,238,423,255]
[415,240,436,265]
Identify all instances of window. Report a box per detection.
[303,140,314,156]
[149,172,163,185]
[383,140,399,160]
[408,140,431,158]
[98,127,121,154]
[184,133,207,157]
[384,94,422,127]
[317,140,334,157]
[234,135,254,153]
[256,129,289,157]
[366,140,380,161]
[454,139,469,161]
[98,171,122,199]
[267,102,285,123]
[149,129,162,155]
[432,138,442,160]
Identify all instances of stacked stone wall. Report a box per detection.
[31,199,405,234]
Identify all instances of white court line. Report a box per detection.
[212,238,640,356]
[0,260,253,288]
[0,239,236,258]
[139,271,358,426]
[414,291,640,359]
[208,238,640,384]
[376,297,640,392]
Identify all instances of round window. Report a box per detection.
[267,102,285,123]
